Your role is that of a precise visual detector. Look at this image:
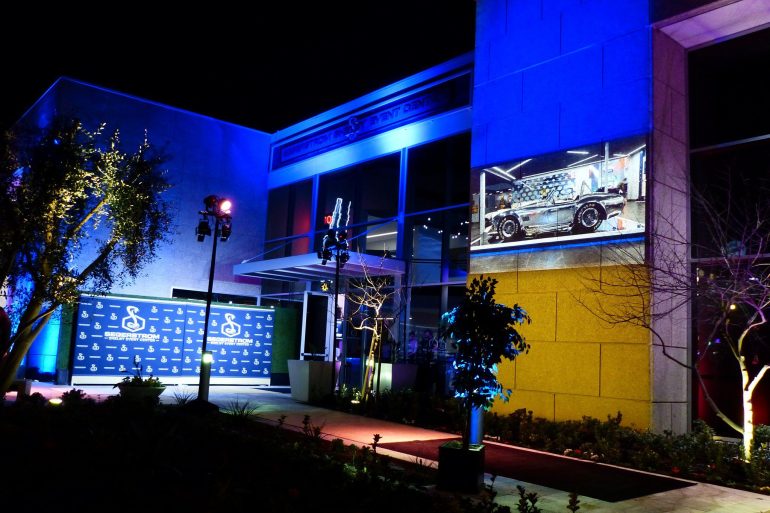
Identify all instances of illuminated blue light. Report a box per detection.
[470,236,645,258]
[26,311,61,375]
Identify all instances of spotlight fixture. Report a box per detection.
[196,219,212,242]
[220,221,232,242]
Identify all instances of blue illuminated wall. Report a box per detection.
[19,78,273,382]
[32,78,272,299]
[472,0,651,168]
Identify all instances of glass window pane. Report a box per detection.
[407,133,470,213]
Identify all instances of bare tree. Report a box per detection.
[579,177,769,460]
[346,254,404,403]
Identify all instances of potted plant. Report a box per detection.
[114,356,166,403]
[438,275,530,493]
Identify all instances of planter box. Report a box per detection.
[287,360,339,402]
[117,384,166,403]
[437,441,485,493]
[370,362,418,393]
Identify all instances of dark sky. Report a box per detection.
[2,2,476,133]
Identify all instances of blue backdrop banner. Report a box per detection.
[71,294,274,385]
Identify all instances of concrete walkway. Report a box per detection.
[9,383,770,513]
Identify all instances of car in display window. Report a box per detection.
[484,187,626,241]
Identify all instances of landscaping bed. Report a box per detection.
[0,391,510,513]
[319,388,770,494]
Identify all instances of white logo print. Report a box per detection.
[122,306,145,332]
[221,313,241,338]
[96,301,103,309]
[81,311,89,319]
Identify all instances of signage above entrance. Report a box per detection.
[271,73,470,170]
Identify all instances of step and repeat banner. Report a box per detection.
[71,294,273,385]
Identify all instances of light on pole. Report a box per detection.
[194,195,232,403]
[318,230,349,395]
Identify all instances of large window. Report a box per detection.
[689,27,770,432]
[690,137,770,259]
[315,154,399,257]
[471,135,647,252]
[265,179,312,258]
[689,28,770,149]
[406,133,470,213]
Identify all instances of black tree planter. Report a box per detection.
[438,441,485,493]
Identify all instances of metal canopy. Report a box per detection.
[233,252,405,282]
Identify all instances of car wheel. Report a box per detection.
[498,216,520,241]
[574,203,604,232]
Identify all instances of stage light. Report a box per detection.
[220,221,232,242]
[196,219,212,242]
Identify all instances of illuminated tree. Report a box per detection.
[0,118,172,395]
[580,176,770,461]
[347,255,403,403]
[442,275,530,449]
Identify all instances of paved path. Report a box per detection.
[10,383,770,513]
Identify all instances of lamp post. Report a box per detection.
[318,229,349,395]
[195,195,232,402]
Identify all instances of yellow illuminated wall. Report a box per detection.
[477,266,651,429]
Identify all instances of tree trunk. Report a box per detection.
[463,397,472,450]
[0,297,50,396]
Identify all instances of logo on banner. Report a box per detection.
[122,306,145,332]
[221,313,241,338]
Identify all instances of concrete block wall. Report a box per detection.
[650,29,691,434]
[473,0,651,167]
[486,266,651,428]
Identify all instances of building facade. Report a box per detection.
[16,0,770,433]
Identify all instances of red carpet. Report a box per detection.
[378,438,695,502]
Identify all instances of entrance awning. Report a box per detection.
[233,252,405,282]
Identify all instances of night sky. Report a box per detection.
[1,2,476,133]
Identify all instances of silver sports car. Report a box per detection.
[485,188,626,241]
